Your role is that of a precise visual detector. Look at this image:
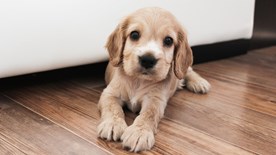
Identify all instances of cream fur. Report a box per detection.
[97,7,211,152]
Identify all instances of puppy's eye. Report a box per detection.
[130,31,140,41]
[163,36,173,47]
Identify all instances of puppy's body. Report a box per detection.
[98,7,210,152]
[105,63,180,113]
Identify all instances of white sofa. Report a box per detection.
[0,0,255,78]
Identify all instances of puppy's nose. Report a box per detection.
[139,54,157,69]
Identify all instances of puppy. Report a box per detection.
[97,7,210,152]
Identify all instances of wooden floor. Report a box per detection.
[1,46,276,155]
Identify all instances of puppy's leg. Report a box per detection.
[121,95,166,152]
[185,67,211,93]
[97,90,127,141]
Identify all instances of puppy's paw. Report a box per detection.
[186,77,211,94]
[121,125,155,152]
[97,118,127,141]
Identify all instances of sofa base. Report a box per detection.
[193,39,250,64]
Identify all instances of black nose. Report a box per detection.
[139,54,157,69]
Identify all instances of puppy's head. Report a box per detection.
[106,7,193,81]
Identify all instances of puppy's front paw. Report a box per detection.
[186,77,211,94]
[97,118,127,141]
[121,125,155,152]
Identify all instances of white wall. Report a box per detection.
[0,0,255,78]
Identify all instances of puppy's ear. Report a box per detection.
[173,30,193,79]
[105,19,128,67]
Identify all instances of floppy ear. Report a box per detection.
[173,31,193,79]
[105,19,128,66]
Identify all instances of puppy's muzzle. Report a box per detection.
[139,54,158,69]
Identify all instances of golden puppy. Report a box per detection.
[98,7,210,152]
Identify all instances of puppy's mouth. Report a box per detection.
[140,68,155,76]
[142,71,150,75]
[134,65,167,82]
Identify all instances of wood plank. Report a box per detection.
[166,94,276,155]
[0,136,26,155]
[1,87,142,155]
[251,46,276,57]
[0,95,110,155]
[193,50,276,90]
[176,76,276,130]
[2,83,255,154]
[125,110,255,155]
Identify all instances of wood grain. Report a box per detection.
[0,136,26,155]
[1,46,276,154]
[2,83,256,154]
[0,95,110,155]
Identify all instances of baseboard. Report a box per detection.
[192,39,250,64]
